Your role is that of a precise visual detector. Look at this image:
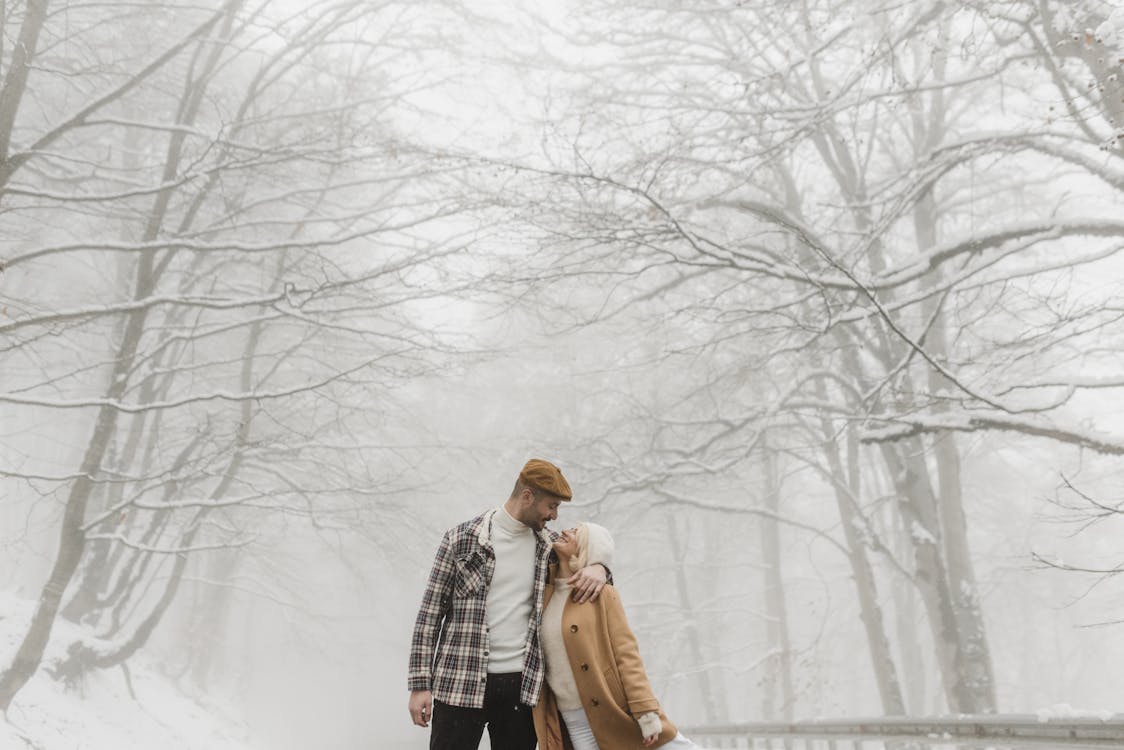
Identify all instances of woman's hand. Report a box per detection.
[637,711,661,746]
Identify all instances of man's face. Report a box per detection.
[520,490,561,531]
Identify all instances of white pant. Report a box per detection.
[559,707,702,750]
[560,708,600,750]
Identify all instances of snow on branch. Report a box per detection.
[646,486,850,557]
[0,467,140,484]
[0,291,289,335]
[0,0,239,186]
[998,375,1124,395]
[4,174,200,203]
[0,214,457,271]
[861,413,1124,456]
[0,354,380,413]
[872,219,1124,289]
[84,532,254,554]
[80,493,271,533]
[927,131,1124,186]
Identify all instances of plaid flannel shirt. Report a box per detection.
[408,510,557,708]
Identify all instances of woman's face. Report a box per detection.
[553,526,581,560]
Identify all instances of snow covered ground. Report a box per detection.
[0,592,250,750]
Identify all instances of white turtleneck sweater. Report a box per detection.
[540,578,582,710]
[486,507,537,673]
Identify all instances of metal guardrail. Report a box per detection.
[678,715,1124,749]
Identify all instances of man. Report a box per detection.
[408,459,611,750]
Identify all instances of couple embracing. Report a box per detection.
[408,459,701,750]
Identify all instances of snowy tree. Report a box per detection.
[0,0,475,709]
[485,0,1124,716]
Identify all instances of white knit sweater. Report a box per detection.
[540,579,583,710]
[486,507,537,673]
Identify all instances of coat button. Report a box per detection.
[591,698,599,707]
[570,624,578,633]
[580,663,589,671]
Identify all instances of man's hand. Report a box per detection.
[567,562,608,603]
[409,690,433,727]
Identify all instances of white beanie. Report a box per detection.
[572,522,614,571]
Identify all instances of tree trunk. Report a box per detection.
[667,515,722,723]
[52,265,264,681]
[934,437,996,711]
[0,0,49,169]
[0,6,237,706]
[0,252,153,709]
[888,498,929,714]
[1038,1,1124,145]
[186,549,241,690]
[814,398,906,715]
[759,443,795,720]
[878,440,983,712]
[62,391,162,622]
[52,512,203,684]
[914,189,997,713]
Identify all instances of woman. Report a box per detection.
[534,522,702,750]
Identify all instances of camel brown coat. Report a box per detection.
[532,576,677,750]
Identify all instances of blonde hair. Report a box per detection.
[570,523,591,571]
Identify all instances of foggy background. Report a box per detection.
[2,0,1124,748]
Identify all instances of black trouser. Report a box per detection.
[430,672,536,750]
